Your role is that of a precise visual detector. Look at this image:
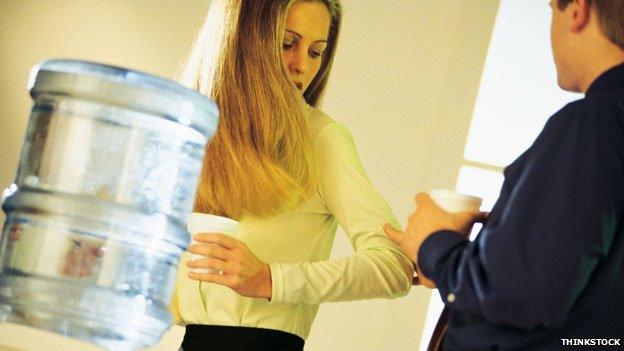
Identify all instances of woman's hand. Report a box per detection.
[187,233,272,299]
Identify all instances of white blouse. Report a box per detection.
[170,105,413,340]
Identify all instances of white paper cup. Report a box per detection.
[187,212,239,274]
[428,189,482,213]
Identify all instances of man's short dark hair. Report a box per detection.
[557,0,624,50]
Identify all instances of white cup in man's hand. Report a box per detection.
[187,212,239,274]
[428,189,482,213]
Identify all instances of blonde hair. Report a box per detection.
[178,0,342,219]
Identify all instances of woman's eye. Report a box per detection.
[282,42,294,50]
[309,50,323,59]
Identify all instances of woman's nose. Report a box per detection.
[288,49,308,74]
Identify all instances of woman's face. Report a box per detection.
[282,1,331,94]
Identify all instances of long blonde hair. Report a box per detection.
[179,0,342,219]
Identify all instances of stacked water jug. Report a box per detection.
[0,60,218,350]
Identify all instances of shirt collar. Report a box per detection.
[586,62,624,96]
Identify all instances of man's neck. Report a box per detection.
[579,46,624,94]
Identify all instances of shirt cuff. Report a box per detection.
[268,262,284,304]
[417,230,467,282]
[268,262,304,305]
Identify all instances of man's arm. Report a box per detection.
[419,106,623,329]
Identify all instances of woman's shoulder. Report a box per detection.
[304,107,361,164]
[306,105,336,136]
[306,106,353,143]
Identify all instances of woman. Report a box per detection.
[170,0,413,350]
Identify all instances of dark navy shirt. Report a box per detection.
[419,63,624,350]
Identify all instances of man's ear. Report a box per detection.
[570,0,592,33]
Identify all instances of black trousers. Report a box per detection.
[181,325,305,351]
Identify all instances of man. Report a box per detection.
[385,0,624,349]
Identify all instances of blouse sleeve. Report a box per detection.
[269,122,413,305]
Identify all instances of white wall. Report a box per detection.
[0,1,499,350]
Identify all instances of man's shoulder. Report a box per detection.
[547,95,623,133]
[537,96,624,163]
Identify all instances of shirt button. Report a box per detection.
[447,293,456,303]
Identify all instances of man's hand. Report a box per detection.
[384,193,487,287]
[384,224,437,288]
[408,193,487,240]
